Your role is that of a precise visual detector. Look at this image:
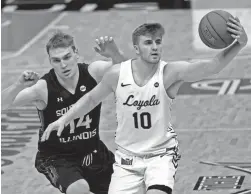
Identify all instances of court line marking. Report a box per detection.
[48,4,66,12]
[1,12,68,61]
[80,3,98,12]
[2,5,17,12]
[1,20,11,27]
[200,161,251,174]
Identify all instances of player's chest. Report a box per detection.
[119,85,161,111]
[52,82,94,111]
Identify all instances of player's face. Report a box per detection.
[135,34,162,64]
[49,46,79,78]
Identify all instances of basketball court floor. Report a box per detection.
[1,1,251,193]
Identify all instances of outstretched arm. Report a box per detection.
[170,17,248,82]
[90,36,127,82]
[41,65,119,141]
[94,36,127,64]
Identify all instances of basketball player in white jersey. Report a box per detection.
[42,20,248,194]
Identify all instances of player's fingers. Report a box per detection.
[229,17,241,27]
[29,72,37,80]
[227,27,241,35]
[57,125,64,137]
[235,16,240,22]
[43,123,55,141]
[34,73,40,80]
[41,129,47,142]
[25,71,38,80]
[104,36,108,42]
[99,36,105,44]
[226,22,242,31]
[95,39,101,45]
[231,34,240,39]
[45,127,54,141]
[23,71,31,79]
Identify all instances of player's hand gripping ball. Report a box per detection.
[199,10,238,49]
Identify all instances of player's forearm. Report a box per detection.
[180,41,246,82]
[61,93,99,125]
[211,40,246,73]
[1,83,25,110]
[110,51,127,64]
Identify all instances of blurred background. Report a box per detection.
[2,0,190,11]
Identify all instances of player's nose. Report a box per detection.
[60,62,67,69]
[151,42,158,50]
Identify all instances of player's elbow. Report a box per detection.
[210,58,225,75]
[202,58,222,76]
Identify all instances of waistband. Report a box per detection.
[117,145,179,159]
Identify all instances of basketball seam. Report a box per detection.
[206,13,227,46]
[199,20,215,48]
[212,11,228,23]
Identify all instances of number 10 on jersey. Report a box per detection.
[133,112,152,129]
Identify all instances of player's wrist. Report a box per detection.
[232,39,247,48]
[13,81,26,90]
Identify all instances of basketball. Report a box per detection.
[198,10,235,49]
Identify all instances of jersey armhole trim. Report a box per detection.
[161,62,175,100]
[35,79,48,111]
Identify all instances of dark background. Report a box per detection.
[1,0,191,10]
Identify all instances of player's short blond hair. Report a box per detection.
[132,23,165,45]
[46,31,76,55]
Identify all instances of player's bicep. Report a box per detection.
[89,60,113,83]
[12,86,40,107]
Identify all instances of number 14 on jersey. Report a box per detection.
[69,115,92,134]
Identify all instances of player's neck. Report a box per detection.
[55,69,79,93]
[133,58,159,80]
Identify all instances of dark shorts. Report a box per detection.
[35,141,114,194]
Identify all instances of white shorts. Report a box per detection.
[108,149,180,194]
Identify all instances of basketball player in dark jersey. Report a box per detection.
[2,31,126,194]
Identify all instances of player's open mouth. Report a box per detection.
[151,54,159,58]
[63,70,71,75]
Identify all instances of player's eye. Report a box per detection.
[144,40,152,45]
[63,55,71,60]
[156,40,162,44]
[52,59,61,63]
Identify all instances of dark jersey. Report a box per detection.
[37,63,102,156]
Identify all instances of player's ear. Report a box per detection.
[73,47,78,54]
[134,45,140,55]
[74,47,80,58]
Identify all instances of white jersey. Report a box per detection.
[115,59,178,155]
